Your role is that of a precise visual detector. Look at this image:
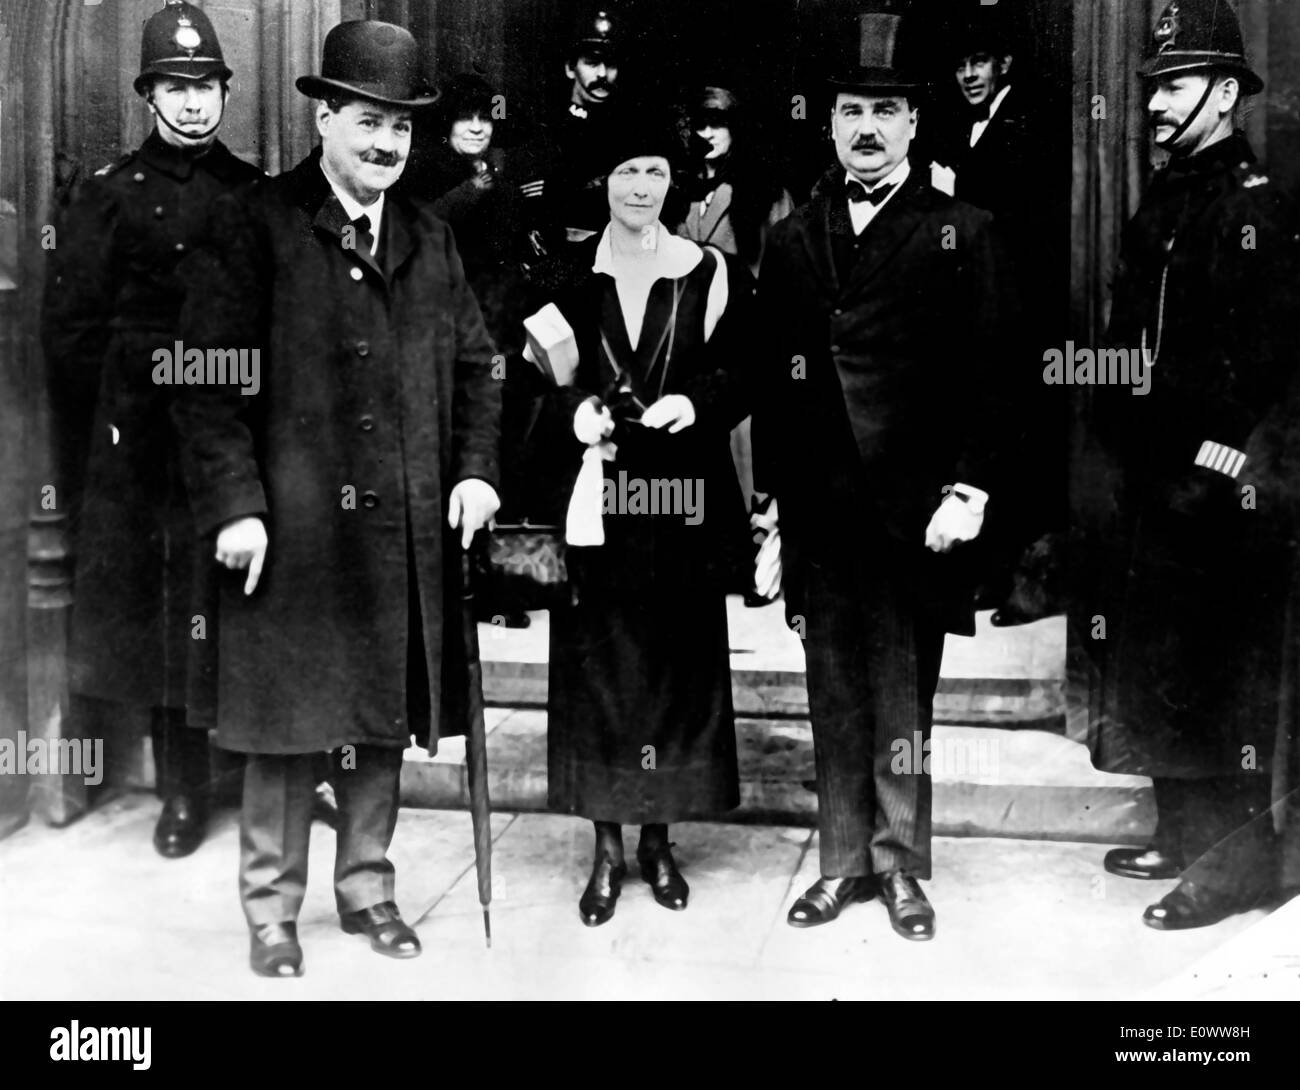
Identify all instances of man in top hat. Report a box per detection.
[172,19,501,976]
[1085,0,1300,929]
[42,0,263,859]
[753,12,1018,941]
[516,7,626,251]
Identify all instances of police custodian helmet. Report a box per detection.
[1139,0,1264,96]
[133,1,233,97]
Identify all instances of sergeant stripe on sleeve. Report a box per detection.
[1194,440,1247,479]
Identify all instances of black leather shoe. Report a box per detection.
[579,857,627,927]
[312,782,340,829]
[637,843,688,911]
[340,901,422,958]
[787,875,874,928]
[250,921,303,978]
[153,795,207,858]
[1143,880,1267,931]
[1104,846,1183,880]
[877,870,935,941]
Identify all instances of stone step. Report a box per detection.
[478,599,1069,726]
[400,708,1155,845]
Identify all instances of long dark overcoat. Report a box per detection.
[41,133,264,711]
[753,164,1020,637]
[1082,133,1300,778]
[173,149,501,755]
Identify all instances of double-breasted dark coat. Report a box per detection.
[1082,133,1300,778]
[41,132,264,711]
[753,164,1020,635]
[172,149,501,755]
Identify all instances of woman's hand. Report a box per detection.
[574,398,615,445]
[640,394,696,434]
[215,516,268,596]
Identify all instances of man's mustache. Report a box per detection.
[852,140,884,152]
[587,80,611,93]
[363,151,402,167]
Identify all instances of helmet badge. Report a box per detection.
[1154,3,1181,54]
[174,13,201,56]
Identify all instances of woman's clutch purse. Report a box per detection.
[473,522,573,612]
[523,303,579,386]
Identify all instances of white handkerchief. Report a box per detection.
[523,303,579,386]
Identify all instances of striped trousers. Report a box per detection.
[801,539,946,879]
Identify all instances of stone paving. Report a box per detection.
[2,793,1294,1001]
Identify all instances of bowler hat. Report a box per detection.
[134,1,232,96]
[828,13,924,97]
[1138,0,1263,96]
[296,20,438,108]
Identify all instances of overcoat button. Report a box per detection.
[174,242,185,252]
[355,340,370,356]
[359,415,375,432]
[362,490,379,509]
[133,172,146,183]
[350,266,364,281]
[830,344,841,353]
[154,205,165,218]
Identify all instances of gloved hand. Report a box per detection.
[448,478,501,550]
[640,394,696,433]
[215,516,268,596]
[924,491,985,553]
[751,497,781,600]
[574,397,615,445]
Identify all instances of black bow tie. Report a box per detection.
[846,179,895,206]
[969,100,992,124]
[349,213,376,255]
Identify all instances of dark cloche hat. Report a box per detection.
[1139,0,1263,95]
[134,1,232,96]
[571,8,619,62]
[827,12,925,97]
[596,107,688,179]
[296,20,438,108]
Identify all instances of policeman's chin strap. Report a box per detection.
[1155,75,1217,151]
[147,85,228,144]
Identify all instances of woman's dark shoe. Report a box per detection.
[877,870,935,941]
[579,857,627,927]
[787,875,874,928]
[1142,880,1267,931]
[153,795,207,858]
[340,901,422,958]
[637,842,689,911]
[1104,846,1183,880]
[249,921,303,978]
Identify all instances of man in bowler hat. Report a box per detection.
[753,12,1018,942]
[173,20,501,976]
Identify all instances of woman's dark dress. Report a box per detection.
[537,237,751,823]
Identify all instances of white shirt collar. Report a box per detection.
[320,160,383,256]
[844,156,911,197]
[970,85,1013,147]
[591,222,703,278]
[985,83,1012,120]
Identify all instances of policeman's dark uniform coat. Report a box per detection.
[1084,132,1300,889]
[756,160,1017,879]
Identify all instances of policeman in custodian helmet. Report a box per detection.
[1085,0,1299,930]
[41,2,263,859]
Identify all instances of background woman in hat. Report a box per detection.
[525,114,754,927]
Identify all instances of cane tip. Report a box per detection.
[483,909,492,948]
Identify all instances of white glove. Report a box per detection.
[640,394,696,433]
[215,516,268,596]
[755,528,782,600]
[924,491,985,553]
[574,398,615,445]
[448,478,501,549]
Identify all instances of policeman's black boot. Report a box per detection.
[150,708,209,859]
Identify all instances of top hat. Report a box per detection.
[296,20,438,108]
[1138,0,1263,95]
[827,13,924,97]
[571,8,619,62]
[134,1,232,96]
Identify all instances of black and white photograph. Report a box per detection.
[0,0,1298,1043]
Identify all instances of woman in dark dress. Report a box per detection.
[528,119,753,926]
